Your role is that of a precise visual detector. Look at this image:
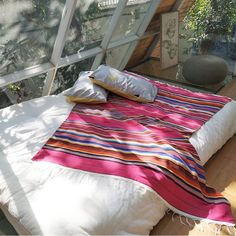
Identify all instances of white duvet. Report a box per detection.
[0,94,236,235]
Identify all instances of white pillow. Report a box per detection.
[90,65,157,103]
[64,71,108,104]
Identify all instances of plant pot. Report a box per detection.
[182,55,228,85]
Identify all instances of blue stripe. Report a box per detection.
[53,133,205,180]
[158,96,219,112]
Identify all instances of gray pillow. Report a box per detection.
[90,65,157,103]
[64,71,108,104]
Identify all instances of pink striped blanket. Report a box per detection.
[33,77,235,226]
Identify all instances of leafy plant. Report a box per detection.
[183,0,236,52]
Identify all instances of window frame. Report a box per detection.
[0,0,161,96]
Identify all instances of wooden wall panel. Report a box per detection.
[150,0,195,59]
[151,41,161,58]
[126,36,154,68]
[146,0,176,32]
[126,0,177,68]
[126,0,196,68]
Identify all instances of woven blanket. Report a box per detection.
[33,79,234,226]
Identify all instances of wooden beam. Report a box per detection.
[143,33,160,61]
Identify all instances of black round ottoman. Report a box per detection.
[182,55,228,85]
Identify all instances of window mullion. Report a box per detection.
[118,0,162,70]
[91,0,128,70]
[42,0,77,96]
[0,63,54,88]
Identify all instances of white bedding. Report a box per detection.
[0,94,236,235]
[190,100,236,165]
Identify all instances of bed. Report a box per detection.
[0,78,236,235]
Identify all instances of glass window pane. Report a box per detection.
[0,0,65,76]
[0,73,47,109]
[102,43,130,68]
[110,0,151,43]
[53,57,95,94]
[180,0,236,76]
[62,0,118,57]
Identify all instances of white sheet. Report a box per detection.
[190,100,236,165]
[0,95,167,235]
[0,94,236,235]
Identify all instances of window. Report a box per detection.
[102,43,130,68]
[62,0,117,57]
[111,0,151,42]
[53,57,95,94]
[0,73,47,108]
[0,0,65,76]
[0,0,161,103]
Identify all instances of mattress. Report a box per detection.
[0,94,236,235]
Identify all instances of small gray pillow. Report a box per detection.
[64,71,108,104]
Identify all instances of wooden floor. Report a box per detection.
[149,66,236,235]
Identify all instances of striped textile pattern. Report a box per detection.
[33,77,234,226]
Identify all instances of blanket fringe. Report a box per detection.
[226,225,236,235]
[186,217,194,227]
[167,210,236,235]
[171,212,176,222]
[194,221,204,232]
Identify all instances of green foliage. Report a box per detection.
[184,0,236,42]
[7,74,45,103]
[0,0,64,75]
[84,2,101,20]
[53,57,95,95]
[8,83,21,93]
[8,82,27,103]
[0,0,101,105]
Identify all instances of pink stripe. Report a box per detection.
[61,122,153,142]
[106,102,203,130]
[33,149,234,224]
[68,113,148,132]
